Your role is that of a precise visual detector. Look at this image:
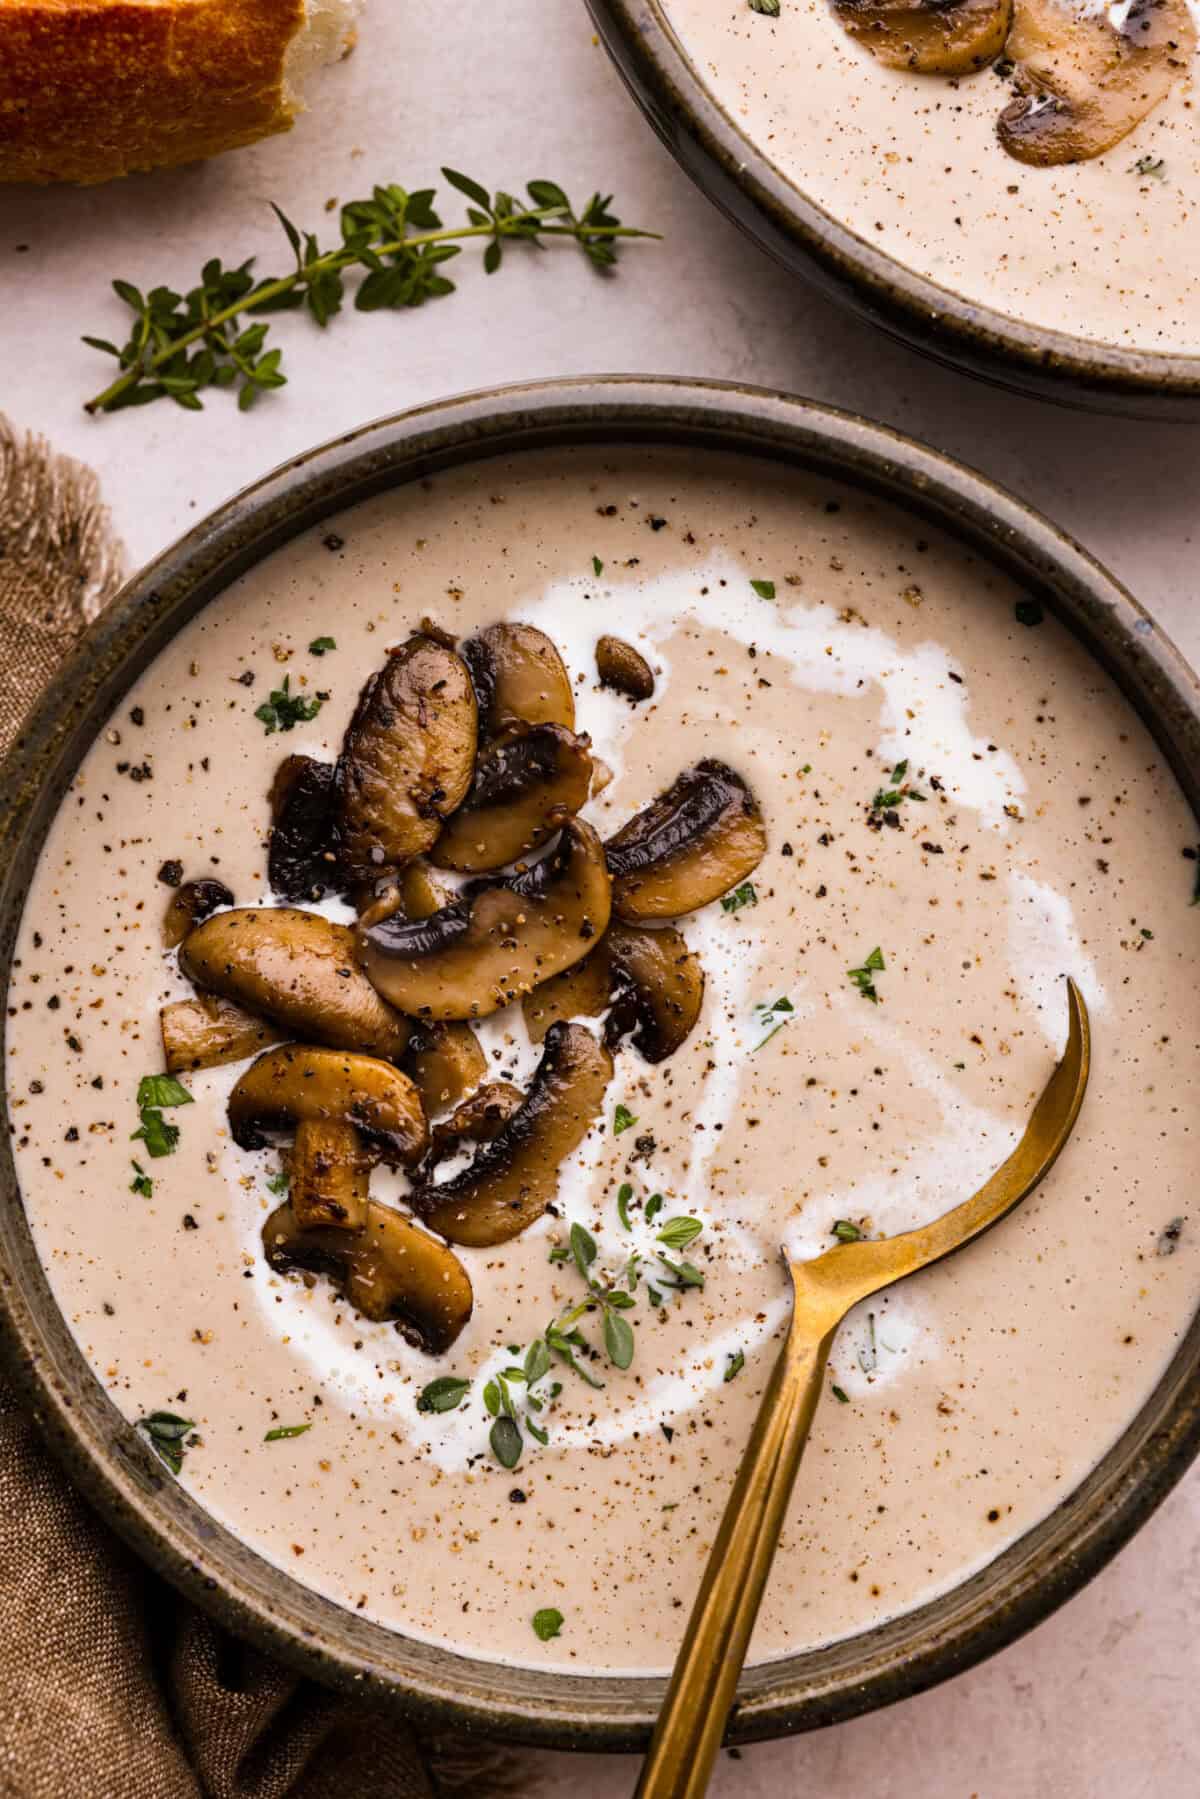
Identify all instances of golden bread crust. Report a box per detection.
[0,0,308,184]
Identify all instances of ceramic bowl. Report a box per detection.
[587,0,1200,418]
[2,378,1198,1750]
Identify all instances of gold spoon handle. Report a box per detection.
[635,1320,838,1799]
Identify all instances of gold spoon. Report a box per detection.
[635,976,1090,1799]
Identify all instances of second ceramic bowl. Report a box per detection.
[588,0,1200,418]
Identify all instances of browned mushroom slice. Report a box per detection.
[998,0,1194,165]
[596,636,655,701]
[521,942,613,1042]
[160,993,282,1074]
[162,878,234,950]
[230,1044,427,1231]
[334,635,478,878]
[358,816,612,1021]
[832,0,1012,74]
[605,760,766,921]
[426,1081,525,1168]
[430,723,594,873]
[402,1021,488,1116]
[460,622,575,736]
[179,907,409,1060]
[268,755,337,902]
[409,1023,612,1246]
[604,923,705,1064]
[263,1198,473,1353]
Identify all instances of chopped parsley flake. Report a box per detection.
[255,674,325,734]
[831,1385,850,1404]
[724,1350,745,1382]
[131,1109,180,1158]
[832,1219,863,1243]
[129,1160,153,1198]
[847,947,885,1003]
[752,994,794,1050]
[532,1607,564,1642]
[308,635,337,656]
[616,1182,634,1231]
[613,1103,637,1135]
[131,1071,192,1159]
[870,759,927,811]
[136,1074,193,1110]
[264,1423,312,1441]
[592,555,603,576]
[644,1193,664,1225]
[750,577,776,599]
[137,1410,195,1476]
[721,881,758,913]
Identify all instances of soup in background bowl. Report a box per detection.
[590,1,1200,412]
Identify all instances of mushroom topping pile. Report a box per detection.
[828,0,1193,163]
[156,615,766,1361]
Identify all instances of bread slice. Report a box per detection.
[0,0,361,185]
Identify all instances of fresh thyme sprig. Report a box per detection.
[415,1210,709,1469]
[82,171,659,417]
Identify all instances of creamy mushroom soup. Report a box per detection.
[664,0,1200,354]
[7,446,1199,1673]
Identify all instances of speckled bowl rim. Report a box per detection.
[2,378,1199,1752]
[586,0,1200,415]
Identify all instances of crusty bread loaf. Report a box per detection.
[0,0,359,185]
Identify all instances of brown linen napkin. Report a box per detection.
[0,418,528,1799]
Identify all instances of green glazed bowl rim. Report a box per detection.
[2,377,1198,1751]
[586,0,1200,413]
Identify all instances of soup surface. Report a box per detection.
[664,0,1200,355]
[7,446,1199,1674]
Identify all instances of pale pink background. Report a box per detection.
[1,5,1198,1791]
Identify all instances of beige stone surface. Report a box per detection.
[0,2,1197,1791]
